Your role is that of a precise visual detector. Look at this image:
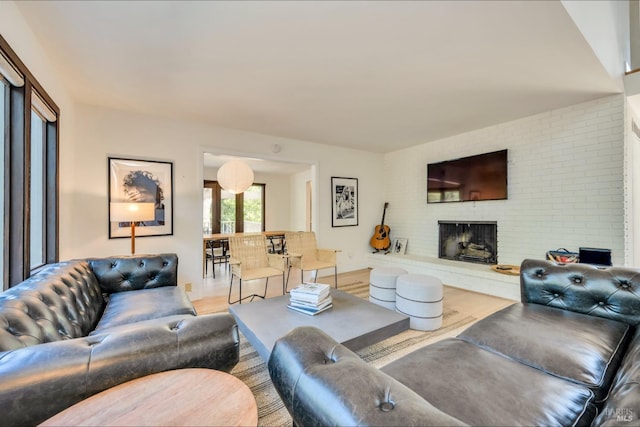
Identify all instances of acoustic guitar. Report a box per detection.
[370,202,391,252]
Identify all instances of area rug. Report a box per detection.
[229,280,477,426]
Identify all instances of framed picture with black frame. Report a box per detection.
[331,176,358,227]
[108,157,174,238]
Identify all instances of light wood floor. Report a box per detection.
[192,266,515,340]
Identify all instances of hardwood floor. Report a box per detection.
[192,266,515,340]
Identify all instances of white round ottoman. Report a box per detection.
[369,267,408,310]
[396,274,443,331]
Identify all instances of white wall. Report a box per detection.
[626,99,640,267]
[290,168,313,232]
[68,105,384,298]
[561,0,629,88]
[383,95,625,267]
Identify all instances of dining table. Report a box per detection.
[203,231,289,277]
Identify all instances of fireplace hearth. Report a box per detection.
[438,221,497,264]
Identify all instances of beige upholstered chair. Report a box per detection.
[284,231,339,290]
[227,234,286,304]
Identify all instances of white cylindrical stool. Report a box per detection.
[369,267,408,310]
[396,274,443,331]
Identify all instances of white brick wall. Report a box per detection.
[382,94,625,268]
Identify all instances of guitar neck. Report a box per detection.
[379,203,388,227]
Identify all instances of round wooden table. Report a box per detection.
[40,369,258,427]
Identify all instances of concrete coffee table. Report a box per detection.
[229,289,410,361]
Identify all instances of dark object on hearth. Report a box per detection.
[546,248,579,264]
[579,247,612,266]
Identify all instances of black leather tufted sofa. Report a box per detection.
[0,253,239,426]
[267,259,640,426]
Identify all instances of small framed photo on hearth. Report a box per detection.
[392,238,408,255]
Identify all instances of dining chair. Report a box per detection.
[205,239,229,278]
[267,235,286,254]
[284,231,340,290]
[227,234,286,304]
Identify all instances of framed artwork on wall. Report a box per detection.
[108,157,174,238]
[331,176,358,227]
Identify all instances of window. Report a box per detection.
[1,36,59,289]
[0,79,5,279]
[220,187,237,233]
[203,181,265,234]
[30,110,45,269]
[243,185,264,232]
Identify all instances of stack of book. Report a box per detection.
[287,282,333,316]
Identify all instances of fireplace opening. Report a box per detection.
[438,221,497,264]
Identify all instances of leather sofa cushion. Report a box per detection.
[457,303,631,402]
[88,254,178,294]
[592,327,640,426]
[268,326,467,427]
[520,259,640,327]
[92,287,196,332]
[0,261,105,351]
[381,338,596,426]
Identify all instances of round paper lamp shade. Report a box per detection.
[217,160,254,194]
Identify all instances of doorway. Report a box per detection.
[202,153,314,233]
[306,180,312,232]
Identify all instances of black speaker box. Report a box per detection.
[578,247,612,266]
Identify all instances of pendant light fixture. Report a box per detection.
[217,160,254,194]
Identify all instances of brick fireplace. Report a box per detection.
[438,221,497,265]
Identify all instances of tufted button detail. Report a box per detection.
[598,301,605,306]
[139,262,145,267]
[553,293,559,298]
[111,262,117,268]
[380,402,394,412]
[163,262,168,267]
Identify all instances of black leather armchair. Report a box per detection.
[0,254,239,426]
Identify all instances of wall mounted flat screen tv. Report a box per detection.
[427,149,508,203]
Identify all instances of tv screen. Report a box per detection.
[427,149,508,203]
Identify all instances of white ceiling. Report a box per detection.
[16,0,620,154]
